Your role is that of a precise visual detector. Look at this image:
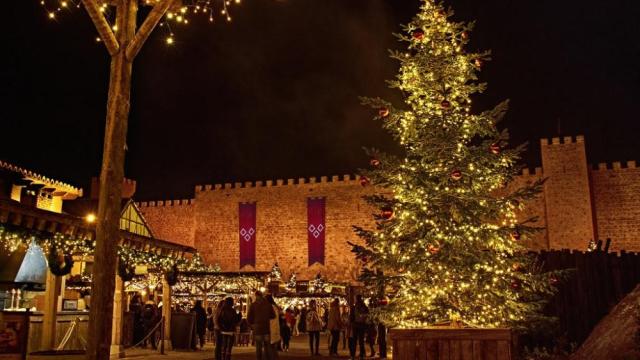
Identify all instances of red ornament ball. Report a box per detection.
[427,245,440,255]
[474,59,483,68]
[512,263,525,273]
[490,143,501,154]
[381,207,394,220]
[461,31,469,39]
[441,100,451,109]
[370,158,381,167]
[511,230,521,241]
[378,297,389,306]
[511,280,521,290]
[359,176,370,187]
[412,30,425,41]
[450,169,462,181]
[550,276,559,285]
[378,107,390,118]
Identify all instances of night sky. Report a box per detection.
[2,0,640,200]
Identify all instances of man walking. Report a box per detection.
[248,291,276,360]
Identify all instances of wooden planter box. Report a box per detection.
[390,328,513,360]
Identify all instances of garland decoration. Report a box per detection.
[1,224,217,276]
[47,244,74,276]
[118,259,136,282]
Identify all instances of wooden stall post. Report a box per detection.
[40,271,62,350]
[110,274,125,358]
[161,278,172,351]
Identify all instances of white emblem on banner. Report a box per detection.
[240,227,255,242]
[308,224,324,239]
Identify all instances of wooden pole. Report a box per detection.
[40,272,61,351]
[161,278,173,351]
[126,0,174,61]
[110,274,125,358]
[86,1,137,359]
[78,1,175,358]
[81,0,118,56]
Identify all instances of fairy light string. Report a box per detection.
[0,223,212,273]
[38,0,242,44]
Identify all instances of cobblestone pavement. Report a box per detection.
[29,334,385,360]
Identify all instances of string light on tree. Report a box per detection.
[351,0,561,329]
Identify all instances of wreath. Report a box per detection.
[48,245,74,276]
[118,260,135,282]
[165,265,179,286]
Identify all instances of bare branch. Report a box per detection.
[81,0,119,56]
[126,0,174,61]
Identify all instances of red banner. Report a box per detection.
[239,202,256,268]
[307,197,326,265]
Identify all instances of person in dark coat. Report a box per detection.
[298,307,308,334]
[213,299,225,359]
[366,321,377,358]
[207,306,215,342]
[350,295,369,360]
[191,300,208,349]
[247,291,276,360]
[218,297,240,360]
[142,303,158,348]
[279,313,291,352]
[130,295,143,346]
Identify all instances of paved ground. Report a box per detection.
[29,334,385,360]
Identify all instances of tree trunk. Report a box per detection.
[86,1,137,359]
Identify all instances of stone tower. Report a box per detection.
[540,136,595,249]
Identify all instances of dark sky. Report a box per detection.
[2,0,640,200]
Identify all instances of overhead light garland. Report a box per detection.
[38,0,242,45]
[172,272,264,299]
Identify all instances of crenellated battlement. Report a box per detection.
[592,160,638,171]
[194,174,360,193]
[540,135,585,146]
[137,199,194,208]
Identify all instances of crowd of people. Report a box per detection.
[129,294,163,349]
[189,291,386,360]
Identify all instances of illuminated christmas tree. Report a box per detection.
[352,0,558,328]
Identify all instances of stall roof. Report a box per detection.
[0,160,82,199]
[0,197,196,254]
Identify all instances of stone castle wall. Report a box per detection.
[590,161,640,252]
[138,135,640,282]
[140,199,195,248]
[139,176,379,282]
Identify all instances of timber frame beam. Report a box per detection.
[126,0,175,61]
[81,0,119,56]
